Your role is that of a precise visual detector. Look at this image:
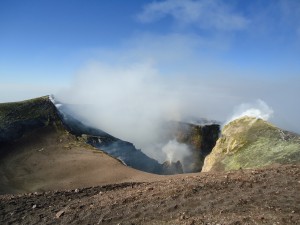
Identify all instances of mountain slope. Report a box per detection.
[0,96,159,194]
[202,116,300,172]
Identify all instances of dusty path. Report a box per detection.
[1,164,299,225]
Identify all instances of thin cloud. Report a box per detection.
[243,0,300,43]
[279,0,300,42]
[137,0,249,31]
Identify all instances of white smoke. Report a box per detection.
[225,99,274,125]
[162,139,191,164]
[56,61,193,163]
[49,95,62,108]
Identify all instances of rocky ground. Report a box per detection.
[1,164,299,225]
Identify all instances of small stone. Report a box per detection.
[32,204,37,209]
[56,210,65,218]
[74,188,79,193]
[190,220,196,225]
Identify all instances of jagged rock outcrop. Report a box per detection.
[202,116,300,172]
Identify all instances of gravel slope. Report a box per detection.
[1,164,299,225]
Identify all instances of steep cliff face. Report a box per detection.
[202,116,300,172]
[167,122,220,172]
[173,122,220,156]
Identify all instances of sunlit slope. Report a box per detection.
[202,116,300,172]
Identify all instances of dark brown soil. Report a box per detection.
[1,164,299,225]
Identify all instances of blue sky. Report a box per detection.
[0,0,300,132]
[0,0,147,86]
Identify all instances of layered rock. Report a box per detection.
[202,116,300,172]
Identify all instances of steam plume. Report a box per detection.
[57,61,195,163]
[162,140,190,164]
[225,100,274,125]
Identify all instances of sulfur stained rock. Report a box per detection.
[202,116,300,172]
